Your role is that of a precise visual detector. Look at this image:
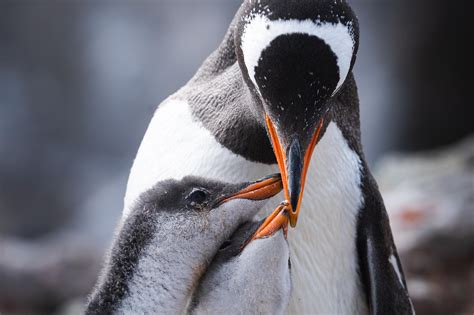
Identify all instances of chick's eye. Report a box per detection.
[186,188,208,206]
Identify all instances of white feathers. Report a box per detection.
[241,15,355,96]
[286,122,367,314]
[389,255,416,314]
[389,254,405,289]
[123,99,276,219]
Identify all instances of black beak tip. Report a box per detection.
[289,195,299,214]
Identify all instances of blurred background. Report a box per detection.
[0,0,472,314]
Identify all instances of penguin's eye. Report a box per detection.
[186,188,209,207]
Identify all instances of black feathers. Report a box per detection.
[356,165,414,315]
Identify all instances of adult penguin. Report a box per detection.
[123,0,413,313]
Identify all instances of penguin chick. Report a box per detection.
[190,220,291,315]
[86,174,282,314]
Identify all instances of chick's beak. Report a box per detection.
[216,173,283,206]
[265,115,324,227]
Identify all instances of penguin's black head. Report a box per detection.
[235,0,359,227]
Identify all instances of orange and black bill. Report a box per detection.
[265,114,324,227]
[216,173,283,206]
[251,201,290,241]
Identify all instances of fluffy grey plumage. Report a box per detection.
[190,221,291,315]
[86,176,289,314]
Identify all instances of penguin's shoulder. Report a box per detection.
[124,97,275,217]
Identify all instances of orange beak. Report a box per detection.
[251,201,290,240]
[216,173,283,206]
[265,114,324,227]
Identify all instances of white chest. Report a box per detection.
[123,100,367,313]
[286,123,368,314]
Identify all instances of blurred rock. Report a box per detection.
[0,173,125,314]
[376,136,474,315]
[0,233,101,314]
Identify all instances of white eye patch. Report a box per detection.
[241,15,355,96]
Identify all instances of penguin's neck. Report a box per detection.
[286,122,368,314]
[178,63,274,164]
[177,17,276,164]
